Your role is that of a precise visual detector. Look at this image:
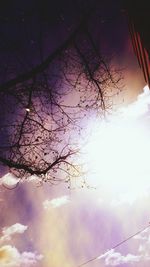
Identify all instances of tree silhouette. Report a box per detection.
[0,0,121,185]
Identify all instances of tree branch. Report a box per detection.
[0,15,90,92]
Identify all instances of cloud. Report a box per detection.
[134,227,150,241]
[27,175,40,182]
[0,223,28,242]
[120,85,150,119]
[0,245,43,267]
[97,227,150,266]
[43,195,70,209]
[136,228,150,255]
[0,224,43,266]
[97,249,141,265]
[0,173,20,189]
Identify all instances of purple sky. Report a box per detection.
[0,1,149,267]
[1,86,150,267]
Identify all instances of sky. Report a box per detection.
[0,1,149,267]
[1,85,150,267]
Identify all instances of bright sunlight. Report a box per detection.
[82,86,150,202]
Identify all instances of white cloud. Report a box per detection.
[0,173,20,189]
[136,229,150,255]
[19,251,43,266]
[0,224,43,266]
[27,175,40,182]
[43,195,70,209]
[0,245,43,267]
[0,223,28,242]
[120,85,150,119]
[97,249,141,265]
[134,227,150,241]
[97,226,150,266]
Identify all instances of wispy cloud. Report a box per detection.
[43,195,70,209]
[0,245,43,267]
[0,223,28,243]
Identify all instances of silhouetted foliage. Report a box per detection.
[0,0,121,185]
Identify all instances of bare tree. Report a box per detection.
[0,1,121,186]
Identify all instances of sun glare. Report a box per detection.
[81,99,150,201]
